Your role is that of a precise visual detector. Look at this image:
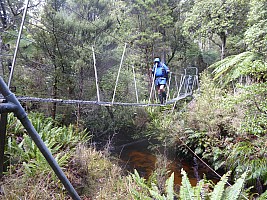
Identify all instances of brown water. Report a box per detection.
[118,141,218,186]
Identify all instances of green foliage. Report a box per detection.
[178,69,267,187]
[129,169,176,200]
[225,141,267,185]
[129,168,248,200]
[179,169,248,200]
[180,169,194,199]
[258,189,267,200]
[234,82,267,137]
[183,0,250,58]
[210,171,231,200]
[100,65,147,103]
[245,0,267,55]
[6,112,90,176]
[223,171,247,200]
[209,51,262,87]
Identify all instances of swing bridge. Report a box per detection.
[1,39,200,108]
[3,67,199,107]
[0,64,199,200]
[0,2,203,200]
[0,1,249,199]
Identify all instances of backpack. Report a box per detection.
[154,63,167,77]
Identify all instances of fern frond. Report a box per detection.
[193,179,205,199]
[210,171,231,200]
[223,171,248,200]
[208,51,259,86]
[166,172,175,200]
[180,168,194,200]
[258,189,267,200]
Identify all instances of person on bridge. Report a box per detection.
[152,57,170,104]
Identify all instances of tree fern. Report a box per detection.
[208,51,260,87]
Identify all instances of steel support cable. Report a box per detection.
[172,74,185,113]
[14,96,160,106]
[174,75,179,98]
[112,43,127,104]
[132,65,139,103]
[177,136,249,200]
[166,72,172,102]
[148,63,157,104]
[92,46,100,102]
[7,0,30,88]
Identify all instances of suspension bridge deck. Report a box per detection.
[9,93,190,107]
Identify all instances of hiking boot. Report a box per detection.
[158,94,163,104]
[162,92,166,102]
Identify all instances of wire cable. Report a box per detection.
[177,136,249,200]
[7,0,30,88]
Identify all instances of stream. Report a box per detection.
[114,138,219,186]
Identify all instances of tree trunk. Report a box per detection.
[220,32,227,60]
[51,74,58,120]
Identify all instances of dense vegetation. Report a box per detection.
[1,0,267,199]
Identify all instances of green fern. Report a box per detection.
[209,51,261,87]
[258,189,267,200]
[210,171,231,200]
[129,170,176,200]
[223,171,247,200]
[180,168,195,200]
[165,172,175,200]
[6,112,90,177]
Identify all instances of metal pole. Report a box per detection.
[112,43,127,104]
[0,112,7,178]
[7,0,30,88]
[0,77,81,200]
[92,46,100,102]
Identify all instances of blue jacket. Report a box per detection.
[152,62,169,78]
